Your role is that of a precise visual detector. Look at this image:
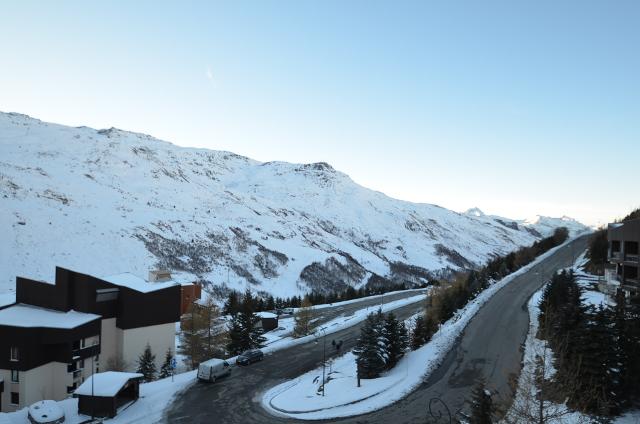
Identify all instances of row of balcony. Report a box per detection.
[610,251,639,262]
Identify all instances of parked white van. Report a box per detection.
[197,358,231,382]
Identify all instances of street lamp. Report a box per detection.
[316,327,327,396]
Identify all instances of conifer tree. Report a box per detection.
[354,312,386,378]
[159,348,174,379]
[469,380,493,424]
[226,289,265,355]
[383,312,407,368]
[136,343,157,382]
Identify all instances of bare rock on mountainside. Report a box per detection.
[0,112,589,297]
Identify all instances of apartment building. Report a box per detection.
[0,267,181,412]
[607,218,640,295]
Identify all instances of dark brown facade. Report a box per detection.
[608,219,640,293]
[2,267,181,373]
[0,319,101,372]
[15,267,181,329]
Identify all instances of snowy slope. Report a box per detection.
[0,112,588,298]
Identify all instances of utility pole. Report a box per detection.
[321,328,326,396]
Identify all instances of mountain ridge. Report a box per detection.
[0,112,588,298]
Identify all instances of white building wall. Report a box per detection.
[100,317,118,369]
[121,322,175,372]
[0,362,71,413]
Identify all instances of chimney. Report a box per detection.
[149,270,172,282]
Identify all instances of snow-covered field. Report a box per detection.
[503,251,640,424]
[261,237,582,420]
[0,112,587,298]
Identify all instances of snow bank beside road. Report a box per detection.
[262,237,582,420]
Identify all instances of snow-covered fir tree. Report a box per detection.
[354,312,387,378]
[226,289,266,355]
[159,348,174,379]
[136,343,157,382]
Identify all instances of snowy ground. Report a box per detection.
[502,250,639,424]
[0,370,196,424]
[0,292,427,424]
[261,237,583,420]
[261,293,428,355]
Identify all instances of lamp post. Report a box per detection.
[316,327,327,396]
[91,354,95,421]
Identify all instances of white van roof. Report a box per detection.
[200,358,226,366]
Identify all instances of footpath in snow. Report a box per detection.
[261,237,582,420]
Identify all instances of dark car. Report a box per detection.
[236,349,264,365]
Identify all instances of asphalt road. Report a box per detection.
[164,235,590,424]
[164,292,427,424]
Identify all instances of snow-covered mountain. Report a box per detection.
[0,112,588,298]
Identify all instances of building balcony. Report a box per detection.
[72,344,100,359]
[625,254,639,263]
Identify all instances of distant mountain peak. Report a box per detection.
[465,207,485,217]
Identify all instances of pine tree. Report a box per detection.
[136,343,157,382]
[223,291,240,316]
[469,380,493,424]
[293,296,314,338]
[384,312,407,369]
[354,312,387,378]
[570,305,617,416]
[374,309,390,367]
[226,289,266,355]
[159,348,173,379]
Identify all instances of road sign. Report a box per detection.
[171,358,177,369]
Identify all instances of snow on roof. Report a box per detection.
[74,372,143,397]
[0,304,100,329]
[28,400,64,423]
[256,311,278,319]
[101,272,179,293]
[200,358,228,366]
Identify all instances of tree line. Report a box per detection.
[538,270,640,417]
[222,281,413,317]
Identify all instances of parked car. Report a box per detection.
[28,400,65,424]
[236,349,264,365]
[197,358,231,382]
[282,307,295,315]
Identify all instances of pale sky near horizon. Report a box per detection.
[1,1,638,226]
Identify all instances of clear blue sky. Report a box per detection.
[1,1,638,226]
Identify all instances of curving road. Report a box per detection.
[164,235,589,424]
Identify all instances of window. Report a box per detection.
[11,370,19,383]
[10,346,18,361]
[10,392,19,405]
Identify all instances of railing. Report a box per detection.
[71,344,100,359]
[611,251,623,260]
[625,254,639,262]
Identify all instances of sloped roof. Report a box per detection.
[75,371,143,397]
